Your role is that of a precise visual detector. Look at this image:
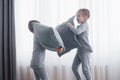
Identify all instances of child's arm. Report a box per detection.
[66,22,87,35]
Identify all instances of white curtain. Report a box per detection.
[89,0,120,80]
[15,0,120,80]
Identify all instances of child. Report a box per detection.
[66,9,93,80]
[28,20,64,80]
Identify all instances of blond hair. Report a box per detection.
[77,8,90,18]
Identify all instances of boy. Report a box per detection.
[66,9,93,80]
[28,20,64,80]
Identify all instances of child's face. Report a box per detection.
[76,12,88,23]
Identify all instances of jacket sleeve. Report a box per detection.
[68,23,88,35]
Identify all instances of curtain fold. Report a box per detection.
[0,0,16,80]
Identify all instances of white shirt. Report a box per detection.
[73,16,81,29]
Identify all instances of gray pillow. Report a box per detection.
[56,22,79,57]
[56,16,81,56]
[32,22,64,51]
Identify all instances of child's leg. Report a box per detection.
[31,56,48,80]
[32,66,41,80]
[72,50,81,80]
[80,52,92,80]
[31,63,48,80]
[31,46,48,80]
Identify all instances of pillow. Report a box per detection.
[56,22,79,57]
[31,22,64,51]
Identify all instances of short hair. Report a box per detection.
[28,20,40,32]
[77,8,90,18]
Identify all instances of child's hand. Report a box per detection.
[55,47,63,53]
[66,22,72,28]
